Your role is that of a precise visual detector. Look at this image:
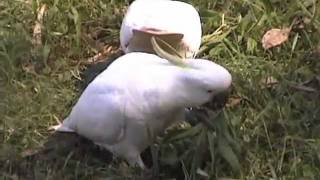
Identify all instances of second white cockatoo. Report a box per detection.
[120,0,202,58]
[54,37,231,169]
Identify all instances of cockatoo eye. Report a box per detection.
[207,90,213,93]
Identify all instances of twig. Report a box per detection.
[32,4,47,46]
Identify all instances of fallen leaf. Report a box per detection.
[87,45,121,64]
[226,96,242,108]
[262,27,291,49]
[292,16,311,30]
[21,62,36,74]
[260,76,279,88]
[21,148,41,158]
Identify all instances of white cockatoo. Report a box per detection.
[120,0,202,58]
[55,38,231,169]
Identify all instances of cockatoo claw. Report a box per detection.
[136,155,148,170]
[48,124,61,131]
[48,118,74,132]
[48,117,63,131]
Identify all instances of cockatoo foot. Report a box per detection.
[48,118,74,132]
[48,124,61,131]
[132,154,161,179]
[136,156,148,170]
[127,154,148,170]
[48,116,62,131]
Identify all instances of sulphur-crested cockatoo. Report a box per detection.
[55,38,231,169]
[120,0,202,58]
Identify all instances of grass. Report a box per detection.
[1,0,320,179]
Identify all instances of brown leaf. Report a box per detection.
[262,28,291,49]
[21,148,41,158]
[87,45,121,64]
[226,96,242,108]
[260,76,279,88]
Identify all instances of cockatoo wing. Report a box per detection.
[58,53,182,146]
[57,83,127,145]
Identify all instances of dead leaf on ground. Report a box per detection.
[262,27,291,50]
[21,62,36,74]
[292,16,312,30]
[260,76,279,88]
[86,45,121,64]
[226,96,242,108]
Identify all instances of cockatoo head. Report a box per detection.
[151,36,232,107]
[120,0,202,58]
[180,59,232,106]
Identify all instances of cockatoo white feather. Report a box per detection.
[120,0,202,58]
[57,52,231,169]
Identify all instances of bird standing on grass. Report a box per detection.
[54,37,232,169]
[120,0,202,58]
